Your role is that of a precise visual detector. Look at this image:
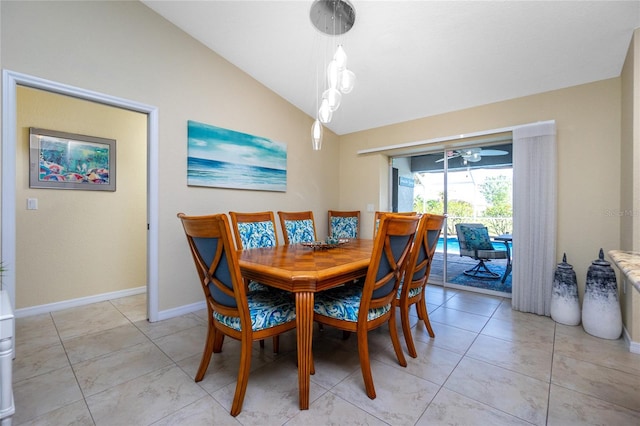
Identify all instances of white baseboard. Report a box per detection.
[14,286,206,323]
[156,300,206,321]
[623,326,640,354]
[14,286,146,318]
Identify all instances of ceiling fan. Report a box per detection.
[436,148,509,164]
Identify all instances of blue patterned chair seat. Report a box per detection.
[247,280,271,292]
[397,284,423,299]
[331,216,358,239]
[284,219,316,244]
[314,285,391,322]
[213,290,296,331]
[247,280,291,295]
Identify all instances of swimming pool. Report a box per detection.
[435,237,510,255]
[436,237,460,254]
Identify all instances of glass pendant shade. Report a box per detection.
[309,1,356,146]
[467,153,481,162]
[327,60,341,89]
[311,119,323,150]
[334,45,347,70]
[318,99,332,123]
[339,69,356,94]
[322,88,342,111]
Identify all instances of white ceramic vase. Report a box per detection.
[582,249,622,339]
[550,254,581,326]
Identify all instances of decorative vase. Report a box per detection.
[550,253,581,326]
[582,248,622,339]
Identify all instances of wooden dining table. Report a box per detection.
[238,238,374,410]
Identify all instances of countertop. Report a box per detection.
[608,250,640,293]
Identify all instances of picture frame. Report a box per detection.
[29,128,116,191]
[187,120,287,192]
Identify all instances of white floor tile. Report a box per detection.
[11,290,640,425]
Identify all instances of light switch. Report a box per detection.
[27,198,38,210]
[366,203,374,212]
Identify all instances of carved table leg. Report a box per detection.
[295,291,314,410]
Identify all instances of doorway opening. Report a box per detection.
[392,140,513,297]
[2,70,159,321]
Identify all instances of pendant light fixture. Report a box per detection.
[311,119,323,150]
[309,0,356,150]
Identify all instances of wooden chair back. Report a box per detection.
[397,213,445,357]
[229,211,279,249]
[402,214,446,296]
[177,213,248,327]
[328,210,360,239]
[373,211,417,236]
[364,214,420,323]
[277,210,317,244]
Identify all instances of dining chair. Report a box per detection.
[229,210,287,351]
[229,211,280,292]
[313,213,420,399]
[277,210,318,244]
[177,212,297,417]
[328,210,360,239]
[397,213,446,358]
[229,211,279,250]
[373,211,417,236]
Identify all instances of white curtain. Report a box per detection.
[512,121,557,315]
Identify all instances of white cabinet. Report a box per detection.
[0,290,15,425]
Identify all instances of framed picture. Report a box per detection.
[29,128,116,191]
[187,120,287,192]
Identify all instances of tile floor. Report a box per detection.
[11,286,640,425]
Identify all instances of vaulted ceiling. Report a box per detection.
[143,1,640,135]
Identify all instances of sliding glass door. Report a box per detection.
[392,141,513,297]
[412,156,445,285]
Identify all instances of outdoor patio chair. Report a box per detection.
[455,223,508,279]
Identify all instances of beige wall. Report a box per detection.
[0,1,4,286]
[339,79,622,302]
[1,1,340,312]
[15,86,147,308]
[620,29,640,342]
[620,35,635,253]
[1,0,639,335]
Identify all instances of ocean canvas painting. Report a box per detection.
[187,120,287,192]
